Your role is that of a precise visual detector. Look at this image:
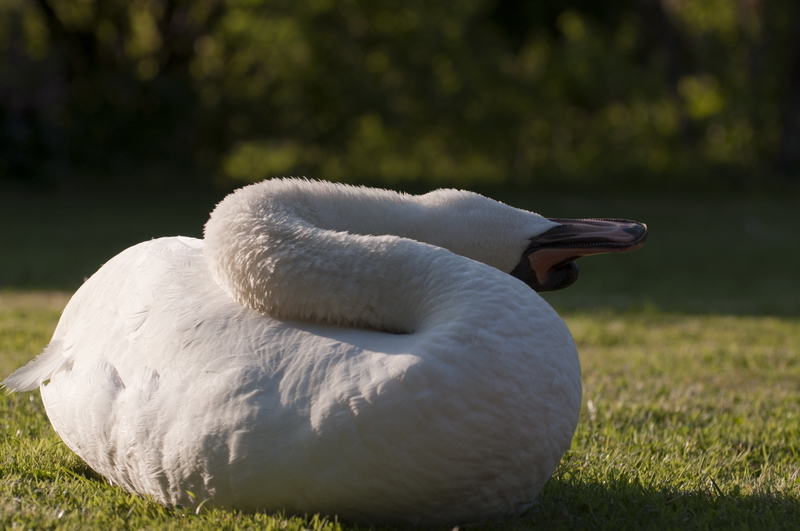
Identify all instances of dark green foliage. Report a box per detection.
[2,0,800,192]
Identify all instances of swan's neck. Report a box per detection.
[203,179,553,332]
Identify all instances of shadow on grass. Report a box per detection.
[302,471,800,531]
[497,474,800,530]
[13,440,800,531]
[62,460,105,483]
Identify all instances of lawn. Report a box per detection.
[1,189,799,529]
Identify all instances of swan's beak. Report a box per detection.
[510,218,648,292]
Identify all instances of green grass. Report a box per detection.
[2,191,800,529]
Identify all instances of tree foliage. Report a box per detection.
[1,0,799,191]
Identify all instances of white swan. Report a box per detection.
[4,178,646,526]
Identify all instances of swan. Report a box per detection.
[3,178,646,526]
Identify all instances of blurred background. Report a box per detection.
[3,0,800,194]
[1,0,799,316]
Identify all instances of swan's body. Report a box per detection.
[4,179,646,525]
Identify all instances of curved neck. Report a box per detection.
[203,179,550,332]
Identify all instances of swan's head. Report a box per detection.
[510,218,648,292]
[415,189,647,292]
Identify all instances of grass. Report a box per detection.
[2,190,800,529]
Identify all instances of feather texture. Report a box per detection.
[3,179,582,526]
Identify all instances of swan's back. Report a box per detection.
[3,179,599,525]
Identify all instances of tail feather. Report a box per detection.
[3,341,70,392]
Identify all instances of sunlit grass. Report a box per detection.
[3,294,799,529]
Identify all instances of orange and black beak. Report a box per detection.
[510,218,648,292]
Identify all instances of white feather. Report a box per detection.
[3,341,70,392]
[3,179,580,526]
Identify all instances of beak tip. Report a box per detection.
[628,222,648,246]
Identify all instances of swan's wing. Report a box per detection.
[3,340,71,392]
